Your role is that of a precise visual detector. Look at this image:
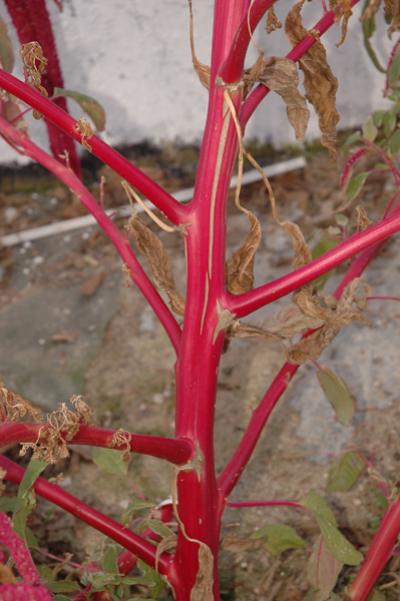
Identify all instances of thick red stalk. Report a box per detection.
[0,116,181,352]
[0,455,172,574]
[4,0,81,177]
[0,423,193,465]
[0,68,185,224]
[240,0,361,126]
[218,0,277,83]
[347,496,400,601]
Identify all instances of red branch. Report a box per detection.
[227,499,304,510]
[347,496,400,601]
[240,0,361,126]
[0,69,185,224]
[0,116,182,352]
[0,455,172,575]
[4,0,81,177]
[0,423,193,465]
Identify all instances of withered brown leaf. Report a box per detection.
[127,215,185,315]
[329,0,353,46]
[266,6,282,33]
[285,1,340,156]
[226,210,261,294]
[259,57,310,141]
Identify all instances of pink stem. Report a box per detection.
[227,499,304,510]
[367,295,400,302]
[218,0,278,83]
[0,423,193,465]
[223,210,400,318]
[0,455,172,575]
[347,496,400,601]
[240,0,361,126]
[0,68,185,224]
[0,116,181,352]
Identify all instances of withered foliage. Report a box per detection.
[190,543,214,601]
[20,42,48,119]
[188,0,210,89]
[266,6,282,33]
[74,117,94,152]
[0,383,42,423]
[127,214,185,315]
[360,1,400,33]
[226,210,261,294]
[355,205,372,231]
[285,1,340,156]
[20,395,92,463]
[329,0,353,46]
[111,428,132,462]
[0,468,5,497]
[286,279,370,364]
[258,57,310,141]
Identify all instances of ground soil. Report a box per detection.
[1,143,400,600]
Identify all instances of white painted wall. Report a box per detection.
[0,1,392,163]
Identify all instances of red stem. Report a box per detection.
[0,68,185,224]
[218,0,277,83]
[4,0,82,177]
[240,0,361,126]
[347,496,400,601]
[224,211,400,318]
[0,116,181,352]
[0,423,193,466]
[227,499,304,510]
[0,455,172,575]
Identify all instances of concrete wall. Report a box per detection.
[0,1,392,163]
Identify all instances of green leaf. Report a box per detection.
[302,491,337,526]
[367,589,386,601]
[345,172,369,205]
[54,596,72,601]
[92,447,129,475]
[122,496,154,522]
[335,213,349,228]
[362,17,385,74]
[307,535,343,601]
[0,17,14,72]
[362,117,378,142]
[140,519,174,539]
[102,544,119,574]
[383,110,397,138]
[302,492,362,566]
[0,496,17,512]
[47,580,81,593]
[13,458,47,541]
[372,110,386,128]
[53,87,106,131]
[311,237,337,289]
[389,128,400,154]
[251,523,306,556]
[389,48,400,88]
[327,451,366,492]
[136,560,166,598]
[317,367,355,425]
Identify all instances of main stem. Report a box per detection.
[168,2,248,598]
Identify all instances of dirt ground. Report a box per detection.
[1,143,400,600]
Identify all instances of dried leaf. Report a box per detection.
[127,215,185,315]
[0,18,14,72]
[317,367,355,425]
[53,87,106,131]
[285,2,340,155]
[226,210,261,294]
[329,0,353,47]
[74,117,94,152]
[80,270,106,297]
[266,7,282,33]
[327,451,366,492]
[188,0,210,88]
[190,543,214,601]
[307,535,343,601]
[259,57,310,141]
[0,384,42,423]
[385,0,400,34]
[0,562,16,584]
